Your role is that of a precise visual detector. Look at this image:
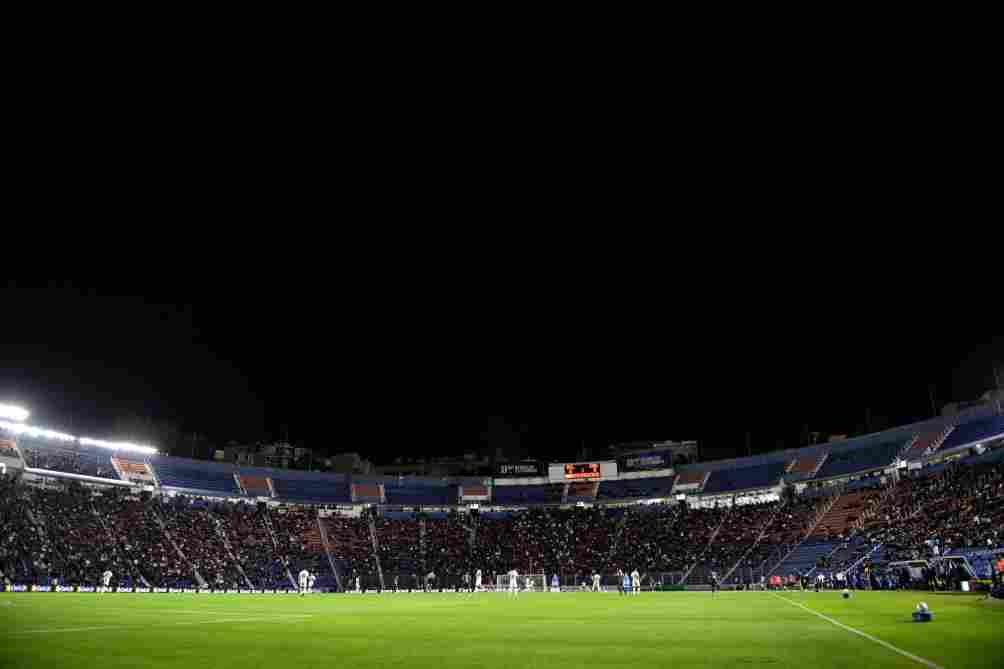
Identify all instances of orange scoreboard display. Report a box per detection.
[563,462,601,480]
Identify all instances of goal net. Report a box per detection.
[495,573,547,592]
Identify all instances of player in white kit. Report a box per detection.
[308,573,316,592]
[507,569,519,597]
[355,576,362,593]
[475,569,483,592]
[592,572,602,592]
[631,570,641,596]
[298,569,310,596]
[102,570,113,592]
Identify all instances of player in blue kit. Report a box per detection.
[622,572,631,596]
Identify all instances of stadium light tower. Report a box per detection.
[0,403,29,422]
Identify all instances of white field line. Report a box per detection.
[12,615,314,636]
[769,593,944,669]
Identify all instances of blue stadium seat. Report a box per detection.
[148,456,239,495]
[813,440,904,479]
[940,415,1004,451]
[703,462,788,494]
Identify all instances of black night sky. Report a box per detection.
[2,280,1000,465]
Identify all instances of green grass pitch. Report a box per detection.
[2,591,1002,668]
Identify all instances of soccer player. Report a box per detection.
[507,569,519,597]
[710,571,720,595]
[102,570,113,592]
[308,573,316,593]
[298,569,310,596]
[475,568,483,592]
[551,574,559,592]
[355,575,362,593]
[631,569,641,596]
[622,571,631,596]
[524,574,533,593]
[592,572,601,592]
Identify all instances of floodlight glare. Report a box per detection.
[79,437,157,454]
[0,403,29,422]
[0,421,76,441]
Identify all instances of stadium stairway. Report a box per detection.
[367,514,386,589]
[151,504,207,588]
[766,494,837,576]
[809,490,876,538]
[723,500,786,583]
[262,507,298,589]
[213,517,254,589]
[316,517,344,591]
[770,540,841,578]
[90,498,149,588]
[847,542,883,574]
[681,505,733,585]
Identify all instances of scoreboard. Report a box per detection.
[563,462,601,480]
[548,461,617,482]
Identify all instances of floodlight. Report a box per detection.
[0,404,29,422]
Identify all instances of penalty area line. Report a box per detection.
[769,593,944,669]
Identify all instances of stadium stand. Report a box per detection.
[375,517,422,576]
[112,457,155,484]
[240,475,273,497]
[810,490,881,539]
[352,482,384,504]
[566,481,599,502]
[673,470,709,492]
[383,479,453,506]
[3,402,1002,593]
[938,414,1004,451]
[148,456,239,496]
[19,437,118,480]
[597,476,675,500]
[492,484,547,505]
[813,440,903,479]
[159,497,245,589]
[325,516,378,588]
[786,451,828,478]
[703,462,789,494]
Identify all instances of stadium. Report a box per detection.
[2,388,1003,668]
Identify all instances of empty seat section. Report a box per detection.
[597,477,675,500]
[112,458,154,484]
[384,482,451,506]
[492,484,548,504]
[352,483,384,503]
[813,440,903,479]
[703,462,789,494]
[788,452,827,477]
[566,481,598,502]
[273,477,350,503]
[673,470,709,492]
[149,457,238,495]
[241,475,272,497]
[939,415,1004,451]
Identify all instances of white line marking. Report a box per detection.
[770,593,945,669]
[12,615,314,636]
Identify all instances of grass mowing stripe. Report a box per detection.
[770,592,945,669]
[12,615,315,636]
